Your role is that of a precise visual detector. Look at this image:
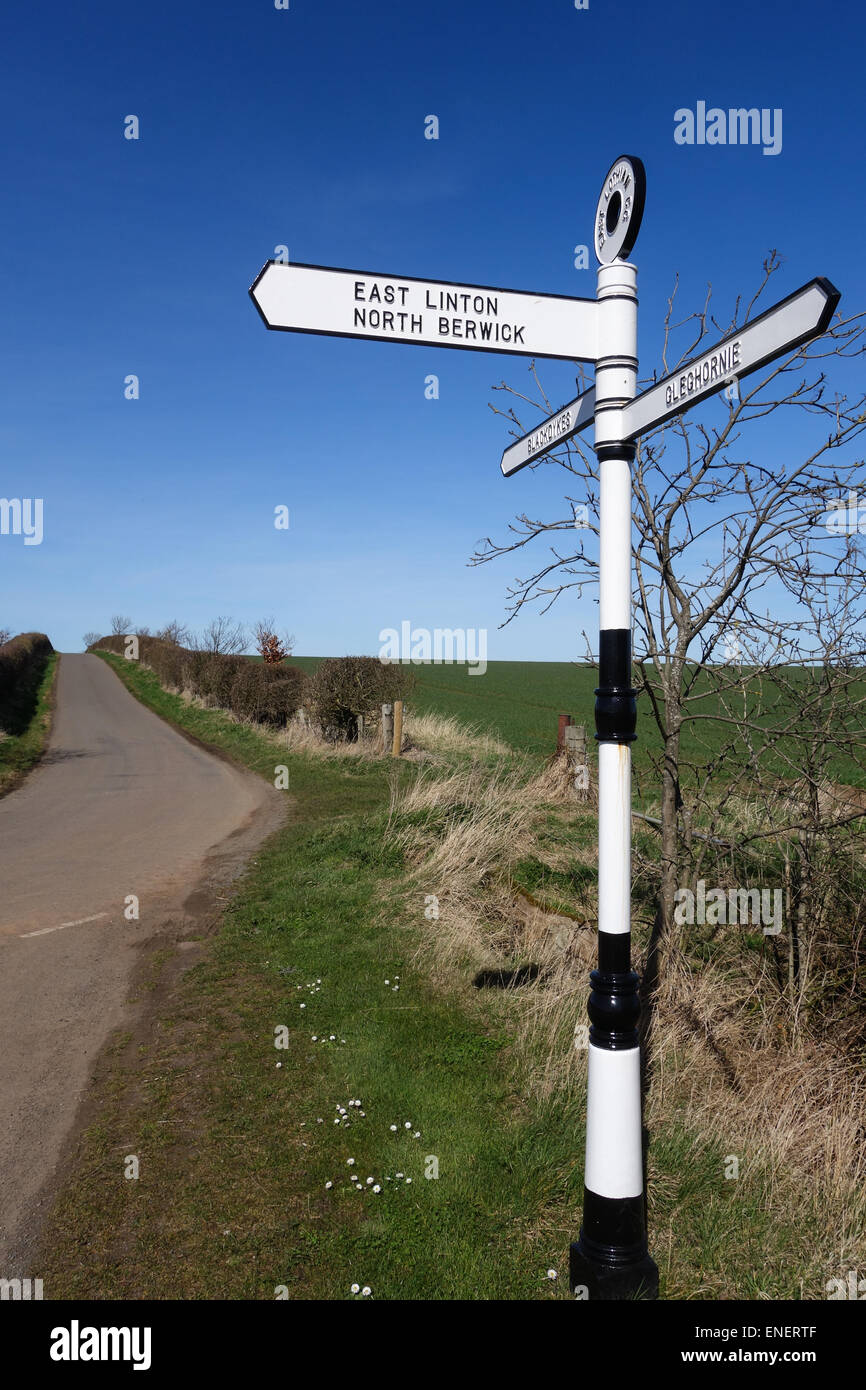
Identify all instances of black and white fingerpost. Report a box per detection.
[251,152,840,1300]
[567,155,658,1300]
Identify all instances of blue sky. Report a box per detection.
[1,0,863,658]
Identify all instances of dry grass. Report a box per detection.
[646,950,866,1208]
[171,685,509,765]
[402,709,512,760]
[388,755,586,972]
[385,747,866,1242]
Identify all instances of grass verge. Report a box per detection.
[34,653,855,1300]
[35,655,582,1299]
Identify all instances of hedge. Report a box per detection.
[309,654,414,741]
[87,634,307,728]
[0,632,55,734]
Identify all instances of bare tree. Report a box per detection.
[82,632,101,649]
[726,569,866,1028]
[197,616,247,656]
[155,620,191,647]
[110,614,133,636]
[632,559,866,1033]
[474,254,866,1008]
[0,629,11,647]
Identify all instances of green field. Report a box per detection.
[286,657,866,788]
[289,656,598,758]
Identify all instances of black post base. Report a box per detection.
[569,1236,659,1301]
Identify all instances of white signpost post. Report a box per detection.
[250,157,840,1301]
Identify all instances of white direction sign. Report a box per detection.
[500,387,596,476]
[250,261,599,362]
[621,277,840,441]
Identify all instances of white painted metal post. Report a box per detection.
[570,231,658,1298]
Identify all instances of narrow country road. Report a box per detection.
[0,654,285,1276]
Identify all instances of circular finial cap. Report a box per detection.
[594,155,646,265]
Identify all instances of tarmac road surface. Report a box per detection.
[0,653,284,1275]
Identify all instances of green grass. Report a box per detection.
[38,654,583,1299]
[35,651,848,1300]
[0,651,58,795]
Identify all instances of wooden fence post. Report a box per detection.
[565,723,589,799]
[392,700,404,757]
[381,703,394,755]
[557,712,573,753]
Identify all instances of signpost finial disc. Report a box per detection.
[594,155,646,265]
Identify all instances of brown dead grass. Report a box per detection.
[174,687,509,766]
[648,950,866,1205]
[386,749,866,1225]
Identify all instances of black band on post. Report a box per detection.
[587,966,641,1051]
[571,1190,657,1300]
[595,441,636,463]
[595,628,637,743]
[597,930,631,975]
[580,1191,648,1260]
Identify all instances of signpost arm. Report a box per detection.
[570,260,659,1300]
